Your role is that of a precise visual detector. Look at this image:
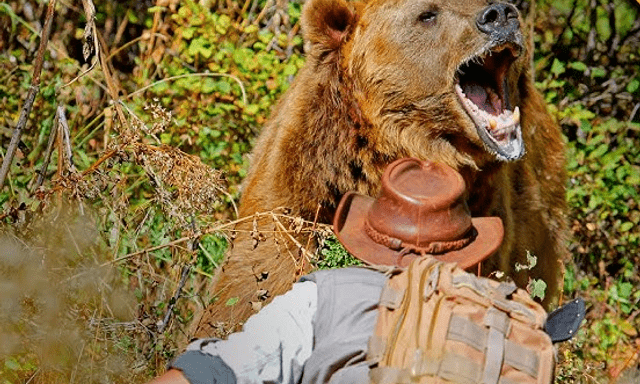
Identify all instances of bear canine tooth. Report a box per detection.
[513,106,520,123]
[489,118,497,130]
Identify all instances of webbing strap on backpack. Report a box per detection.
[483,307,508,384]
[367,256,555,384]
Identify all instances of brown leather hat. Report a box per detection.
[333,158,504,269]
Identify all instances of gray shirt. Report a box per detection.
[171,267,386,384]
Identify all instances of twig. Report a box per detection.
[238,0,253,21]
[58,106,77,173]
[24,368,40,384]
[143,4,162,74]
[0,147,14,197]
[619,20,640,50]
[583,0,598,62]
[81,0,96,61]
[241,0,261,28]
[549,0,576,57]
[268,211,315,265]
[33,107,60,191]
[605,3,618,58]
[81,149,118,177]
[112,8,129,46]
[60,0,99,93]
[104,211,326,266]
[94,13,129,130]
[218,187,239,219]
[157,264,191,334]
[59,58,99,90]
[125,73,248,104]
[198,241,219,269]
[0,0,57,189]
[630,103,640,123]
[106,33,167,64]
[301,203,322,273]
[104,220,237,265]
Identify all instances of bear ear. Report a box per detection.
[302,0,360,53]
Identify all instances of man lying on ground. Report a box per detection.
[147,158,583,384]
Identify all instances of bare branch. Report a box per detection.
[0,0,58,189]
[157,264,192,334]
[32,106,60,191]
[58,106,77,173]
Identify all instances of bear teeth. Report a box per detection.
[454,84,524,160]
[455,84,519,140]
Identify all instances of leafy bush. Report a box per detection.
[533,0,640,380]
[316,235,362,270]
[1,0,640,382]
[130,0,305,198]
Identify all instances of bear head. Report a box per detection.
[302,0,529,170]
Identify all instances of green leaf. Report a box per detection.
[216,80,231,94]
[588,143,609,159]
[202,78,216,93]
[148,6,167,13]
[152,81,169,93]
[181,27,197,40]
[244,104,260,116]
[627,169,640,185]
[283,63,298,76]
[244,24,258,34]
[216,14,231,34]
[548,79,566,88]
[626,78,639,94]
[550,58,565,77]
[619,282,633,298]
[619,222,634,232]
[530,279,547,300]
[188,37,213,59]
[568,61,587,72]
[591,67,606,78]
[4,358,21,371]
[588,195,602,210]
[225,297,239,306]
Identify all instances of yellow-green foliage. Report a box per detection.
[1,0,639,382]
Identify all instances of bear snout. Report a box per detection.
[476,3,521,43]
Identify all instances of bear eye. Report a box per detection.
[418,10,437,25]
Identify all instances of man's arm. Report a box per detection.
[146,280,318,384]
[147,369,190,384]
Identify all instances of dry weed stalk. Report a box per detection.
[0,0,332,381]
[0,0,58,189]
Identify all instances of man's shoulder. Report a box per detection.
[301,266,389,286]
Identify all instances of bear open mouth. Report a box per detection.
[455,44,524,161]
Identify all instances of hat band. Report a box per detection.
[364,220,477,255]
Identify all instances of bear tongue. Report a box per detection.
[462,82,503,116]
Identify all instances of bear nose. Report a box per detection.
[476,3,519,36]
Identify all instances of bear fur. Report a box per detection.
[192,0,568,337]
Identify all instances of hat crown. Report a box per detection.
[333,157,504,269]
[366,159,472,251]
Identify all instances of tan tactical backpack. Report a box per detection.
[367,256,555,384]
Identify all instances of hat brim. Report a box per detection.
[333,191,504,270]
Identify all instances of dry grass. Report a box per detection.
[0,98,327,383]
[0,4,318,379]
[1,0,639,382]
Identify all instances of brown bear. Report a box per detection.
[192,0,568,338]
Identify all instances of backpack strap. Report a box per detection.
[368,257,555,384]
[370,352,483,384]
[452,274,539,325]
[378,284,404,309]
[482,307,510,384]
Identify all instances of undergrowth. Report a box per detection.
[0,0,639,382]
